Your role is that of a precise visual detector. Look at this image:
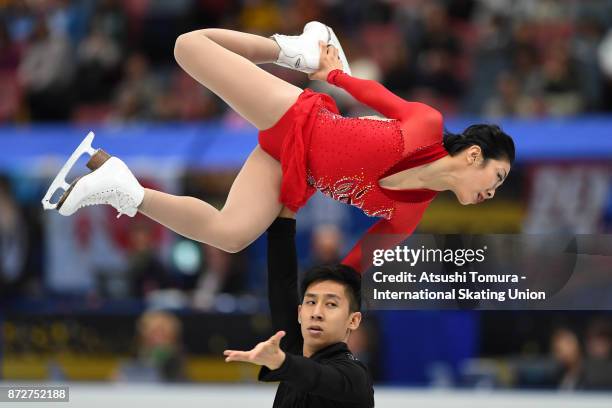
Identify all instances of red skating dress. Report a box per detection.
[258,69,448,272]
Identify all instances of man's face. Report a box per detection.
[298,280,361,355]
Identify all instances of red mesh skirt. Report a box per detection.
[258,89,339,212]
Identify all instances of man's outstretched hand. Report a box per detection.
[224,331,287,370]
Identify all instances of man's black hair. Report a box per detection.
[300,264,361,313]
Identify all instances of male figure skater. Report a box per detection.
[224,209,374,407]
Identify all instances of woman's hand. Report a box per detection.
[279,206,296,219]
[309,41,344,81]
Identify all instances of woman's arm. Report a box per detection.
[310,43,442,129]
[342,201,430,272]
[327,69,441,122]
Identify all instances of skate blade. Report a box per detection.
[41,131,98,211]
[326,26,351,76]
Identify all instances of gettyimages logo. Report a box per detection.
[362,234,612,310]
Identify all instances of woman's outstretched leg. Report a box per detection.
[174,28,303,130]
[139,146,283,253]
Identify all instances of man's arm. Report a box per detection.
[225,332,372,404]
[266,216,303,353]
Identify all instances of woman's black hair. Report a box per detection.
[301,264,361,313]
[443,124,515,165]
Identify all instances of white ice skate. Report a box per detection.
[272,21,352,76]
[41,132,144,218]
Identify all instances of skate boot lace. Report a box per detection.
[79,188,138,218]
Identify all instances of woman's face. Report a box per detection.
[453,146,511,205]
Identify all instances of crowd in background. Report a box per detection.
[550,318,611,390]
[1,0,612,123]
[1,0,611,390]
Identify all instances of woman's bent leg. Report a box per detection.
[196,28,280,64]
[138,146,282,253]
[146,28,304,250]
[174,29,302,130]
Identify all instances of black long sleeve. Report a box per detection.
[265,217,303,354]
[261,349,372,404]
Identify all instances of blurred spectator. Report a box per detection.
[585,318,611,360]
[152,71,221,121]
[0,175,28,299]
[307,224,343,268]
[511,23,543,89]
[18,17,74,121]
[75,17,122,104]
[117,311,186,382]
[94,0,128,45]
[465,12,512,114]
[598,27,612,111]
[540,41,584,116]
[446,0,477,22]
[484,71,538,117]
[582,318,612,390]
[412,2,463,100]
[551,327,584,390]
[109,51,159,122]
[138,0,193,64]
[572,17,606,110]
[0,19,20,70]
[124,221,170,298]
[192,245,246,311]
[0,16,23,122]
[46,0,93,45]
[360,25,415,100]
[347,319,381,382]
[4,0,36,45]
[0,69,22,122]
[414,2,461,58]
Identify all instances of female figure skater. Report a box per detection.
[44,22,515,271]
